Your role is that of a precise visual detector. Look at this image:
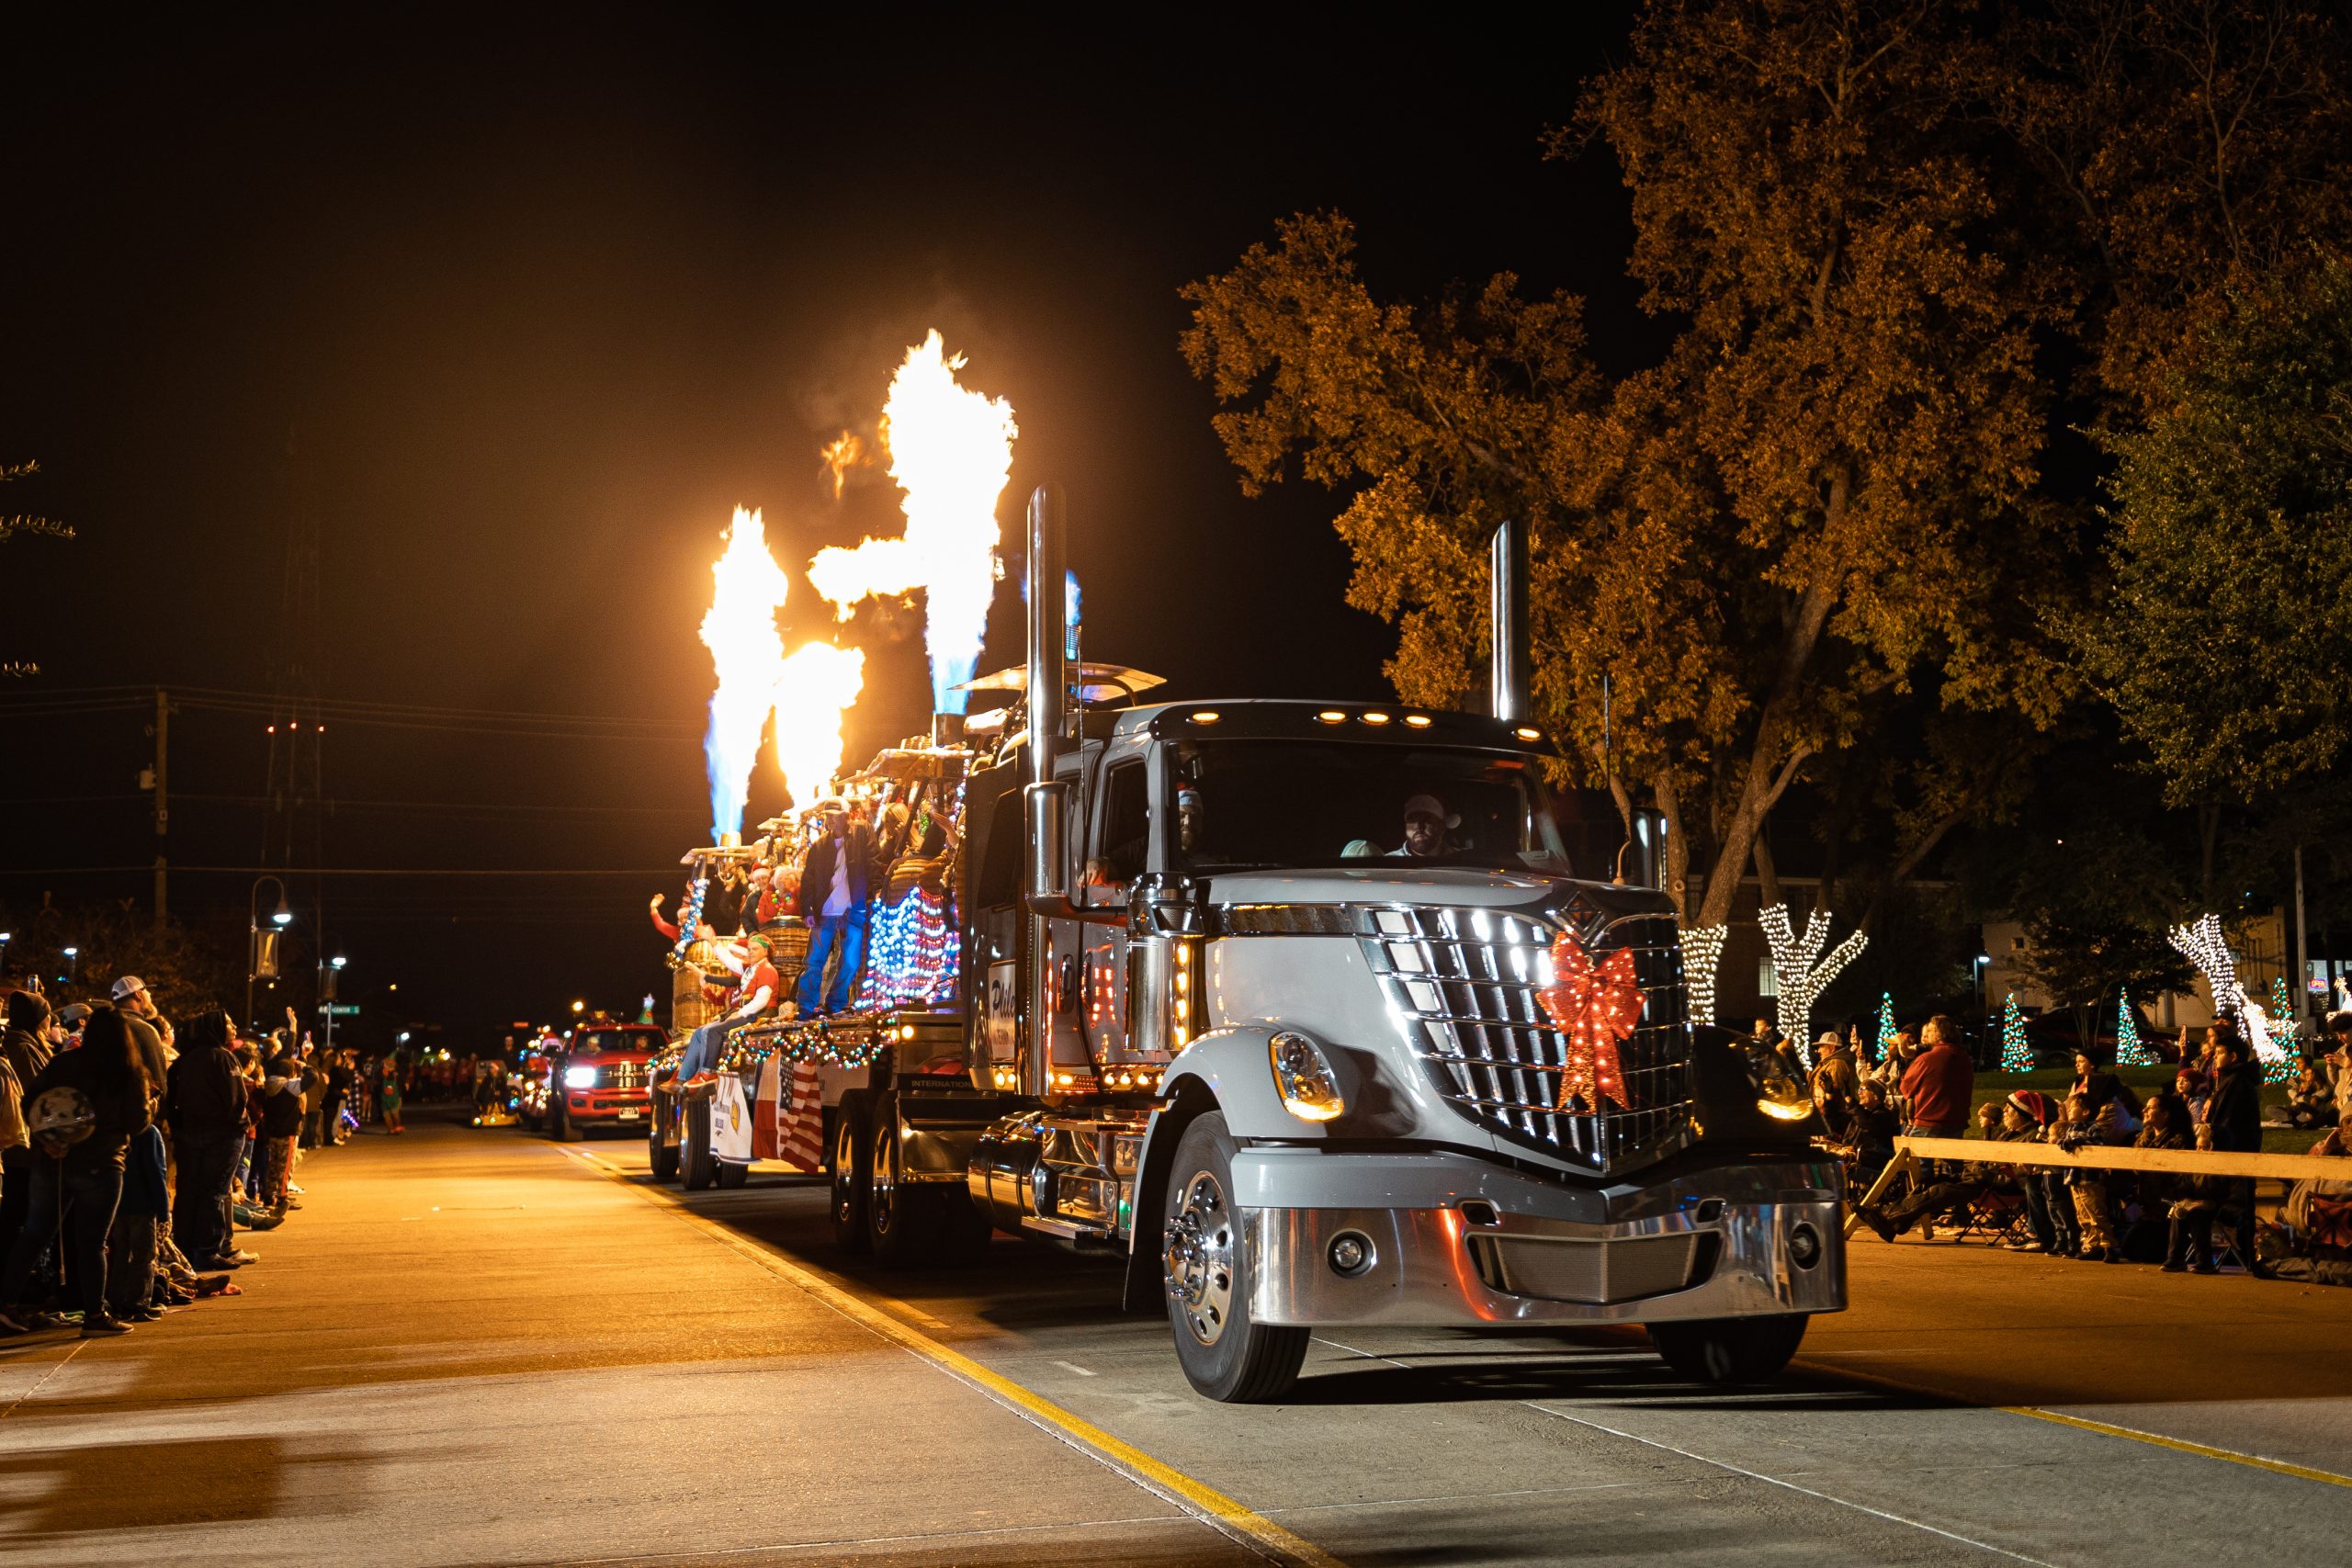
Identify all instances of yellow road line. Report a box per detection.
[2000,1405,2352,1490]
[562,1147,1347,1568]
[1802,1355,2352,1492]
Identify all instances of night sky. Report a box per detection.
[0,6,1645,1036]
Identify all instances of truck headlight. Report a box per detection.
[1268,1031,1344,1122]
[1753,1074,1812,1121]
[563,1065,598,1089]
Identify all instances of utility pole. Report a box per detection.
[152,686,169,926]
[2294,843,2310,1032]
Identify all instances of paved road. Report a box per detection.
[5,1112,2350,1566]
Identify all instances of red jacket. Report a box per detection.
[1900,1043,1976,1129]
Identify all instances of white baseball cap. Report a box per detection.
[111,975,148,1001]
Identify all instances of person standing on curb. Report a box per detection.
[166,1011,249,1270]
[4,1010,151,1337]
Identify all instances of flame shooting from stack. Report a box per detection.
[772,641,865,810]
[697,508,865,840]
[699,508,793,842]
[807,331,1016,714]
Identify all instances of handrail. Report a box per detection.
[1894,1135,2351,1181]
[1841,1134,2352,1241]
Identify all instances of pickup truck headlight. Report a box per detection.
[1268,1031,1344,1122]
[562,1065,598,1089]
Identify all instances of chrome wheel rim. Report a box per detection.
[1164,1168,1235,1346]
[869,1120,898,1236]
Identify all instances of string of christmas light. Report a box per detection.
[854,887,957,1010]
[1758,903,1868,1067]
[2000,994,2032,1073]
[672,875,709,963]
[1679,923,1727,1027]
[1871,992,1895,1067]
[2168,912,2287,1067]
[2264,976,2301,1084]
[2114,987,2160,1066]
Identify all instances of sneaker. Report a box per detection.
[2002,1239,2046,1253]
[2192,1261,2219,1275]
[79,1316,131,1337]
[2160,1260,2188,1272]
[287,1184,304,1195]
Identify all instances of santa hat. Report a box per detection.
[2006,1089,2056,1128]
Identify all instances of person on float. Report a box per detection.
[677,935,783,1089]
[796,799,872,1016]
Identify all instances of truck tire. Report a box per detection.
[865,1093,937,1264]
[648,1105,679,1183]
[831,1090,872,1254]
[549,1098,580,1143]
[1162,1112,1307,1404]
[716,1158,749,1190]
[1647,1314,1809,1384]
[682,1098,717,1191]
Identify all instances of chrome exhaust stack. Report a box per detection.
[1022,483,1070,1100]
[1490,518,1528,723]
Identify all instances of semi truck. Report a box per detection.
[657,484,1844,1402]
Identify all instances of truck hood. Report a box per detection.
[1205,864,1565,909]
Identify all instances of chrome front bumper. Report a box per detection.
[1233,1147,1845,1326]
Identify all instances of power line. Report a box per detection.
[0,865,679,876]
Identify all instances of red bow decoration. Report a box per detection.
[1537,930,1645,1111]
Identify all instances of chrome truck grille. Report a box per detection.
[1360,904,1692,1174]
[599,1060,649,1091]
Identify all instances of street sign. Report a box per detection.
[318,1004,360,1016]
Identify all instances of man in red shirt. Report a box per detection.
[1898,1014,1977,1139]
[677,935,782,1089]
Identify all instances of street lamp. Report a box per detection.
[62,945,78,984]
[247,874,294,1022]
[571,999,585,1015]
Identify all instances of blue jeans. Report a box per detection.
[678,1020,729,1083]
[797,908,867,1015]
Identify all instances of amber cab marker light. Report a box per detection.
[1189,710,1220,725]
[1315,710,1347,724]
[1361,711,1392,726]
[1514,727,1542,742]
[1403,714,1433,728]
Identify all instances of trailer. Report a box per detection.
[652,484,1844,1402]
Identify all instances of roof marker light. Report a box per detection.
[1514,727,1542,742]
[1361,712,1392,726]
[1189,710,1220,725]
[1403,714,1433,728]
[1315,710,1347,725]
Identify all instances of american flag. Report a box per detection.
[777,1058,824,1172]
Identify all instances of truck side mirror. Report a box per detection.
[1619,807,1668,892]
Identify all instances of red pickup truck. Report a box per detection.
[538,1023,665,1141]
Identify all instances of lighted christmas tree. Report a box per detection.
[2266,976,2301,1085]
[2114,987,2159,1066]
[1999,994,2032,1073]
[1871,992,1894,1066]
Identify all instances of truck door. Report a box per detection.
[1078,752,1148,1064]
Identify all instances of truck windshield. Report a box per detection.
[571,1030,651,1054]
[1170,740,1595,878]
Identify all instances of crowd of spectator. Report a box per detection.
[0,976,377,1337]
[1817,1006,2352,1281]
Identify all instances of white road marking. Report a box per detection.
[1313,1335,2062,1567]
[1053,1359,1098,1377]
